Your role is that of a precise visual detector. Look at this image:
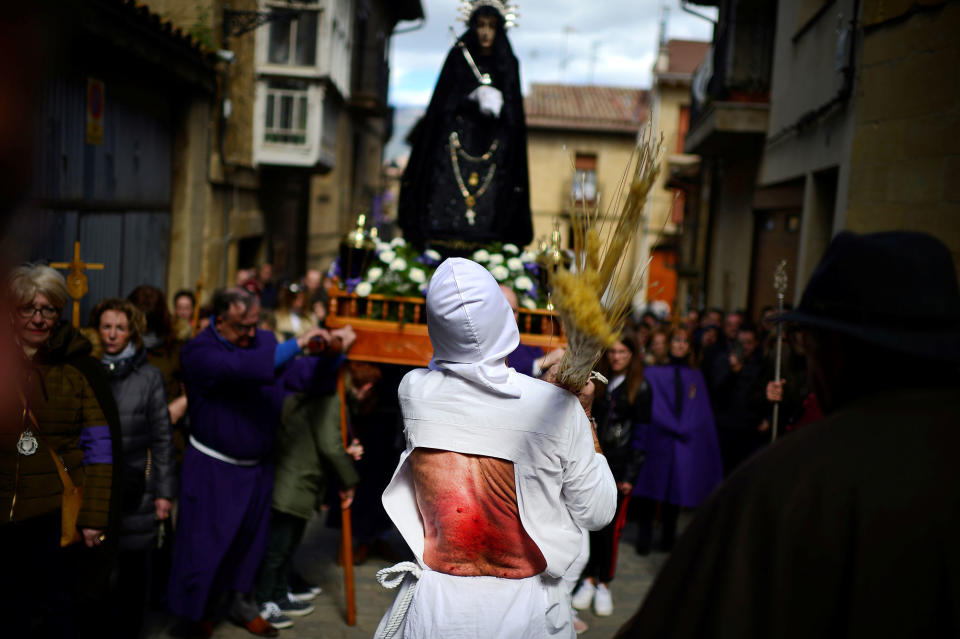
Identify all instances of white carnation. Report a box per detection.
[472,249,490,262]
[424,249,442,261]
[503,243,519,254]
[366,266,383,282]
[515,275,534,291]
[488,253,504,265]
[520,250,537,263]
[490,265,509,281]
[390,257,408,271]
[390,237,407,247]
[379,249,396,264]
[409,267,426,283]
[506,257,524,271]
[355,282,372,297]
[521,296,537,310]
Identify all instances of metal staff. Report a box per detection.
[771,260,788,441]
[449,27,492,85]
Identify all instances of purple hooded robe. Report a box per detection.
[167,326,337,621]
[632,365,723,508]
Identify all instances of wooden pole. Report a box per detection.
[337,370,357,626]
[191,279,204,335]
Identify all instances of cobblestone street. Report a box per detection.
[146,513,678,638]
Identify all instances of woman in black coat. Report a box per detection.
[93,298,176,638]
[571,329,652,618]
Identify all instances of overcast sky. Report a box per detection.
[387,0,718,107]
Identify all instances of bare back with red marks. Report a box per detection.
[410,448,547,578]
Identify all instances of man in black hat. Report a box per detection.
[614,231,960,638]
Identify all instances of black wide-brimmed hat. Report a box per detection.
[781,231,960,361]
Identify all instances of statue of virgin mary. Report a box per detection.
[398,1,533,255]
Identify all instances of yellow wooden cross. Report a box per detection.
[50,241,104,327]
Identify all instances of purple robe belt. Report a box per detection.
[189,434,260,466]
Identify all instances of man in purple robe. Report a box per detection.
[168,288,353,637]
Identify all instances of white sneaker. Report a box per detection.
[260,601,294,629]
[593,583,613,617]
[571,580,595,610]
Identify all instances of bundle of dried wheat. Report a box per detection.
[552,125,664,390]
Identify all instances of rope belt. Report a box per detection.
[189,435,260,467]
[374,561,423,639]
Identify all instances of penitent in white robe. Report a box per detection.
[376,257,617,638]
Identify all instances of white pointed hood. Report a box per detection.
[426,258,521,398]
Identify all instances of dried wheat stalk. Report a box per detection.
[552,125,664,390]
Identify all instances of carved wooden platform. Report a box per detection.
[327,291,565,367]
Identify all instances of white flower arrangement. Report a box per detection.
[514,275,534,291]
[390,237,406,247]
[409,267,426,283]
[355,282,373,297]
[490,265,509,281]
[339,240,547,309]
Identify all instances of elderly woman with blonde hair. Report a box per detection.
[91,297,176,637]
[2,263,120,636]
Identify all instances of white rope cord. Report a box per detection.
[374,562,423,639]
[588,370,609,385]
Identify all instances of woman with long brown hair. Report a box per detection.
[571,328,651,618]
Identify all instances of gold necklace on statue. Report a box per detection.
[449,132,497,226]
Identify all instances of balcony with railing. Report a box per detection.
[684,0,775,156]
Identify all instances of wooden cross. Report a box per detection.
[50,241,104,327]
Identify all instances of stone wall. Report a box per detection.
[845,1,960,274]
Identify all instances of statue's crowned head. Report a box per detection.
[458,0,519,29]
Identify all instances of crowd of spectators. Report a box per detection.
[0,257,833,637]
[1,261,400,638]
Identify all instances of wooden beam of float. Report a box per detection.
[326,292,565,367]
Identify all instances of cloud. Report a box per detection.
[389,0,716,106]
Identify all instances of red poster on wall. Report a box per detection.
[86,78,104,146]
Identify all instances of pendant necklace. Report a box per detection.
[17,408,38,456]
[449,132,497,226]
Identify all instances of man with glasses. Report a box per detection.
[168,287,355,637]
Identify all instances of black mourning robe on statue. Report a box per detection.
[398,23,532,251]
[614,387,960,638]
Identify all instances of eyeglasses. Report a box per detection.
[17,304,59,320]
[228,321,258,334]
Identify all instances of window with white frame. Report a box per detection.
[264,79,309,145]
[571,153,598,203]
[265,1,320,67]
